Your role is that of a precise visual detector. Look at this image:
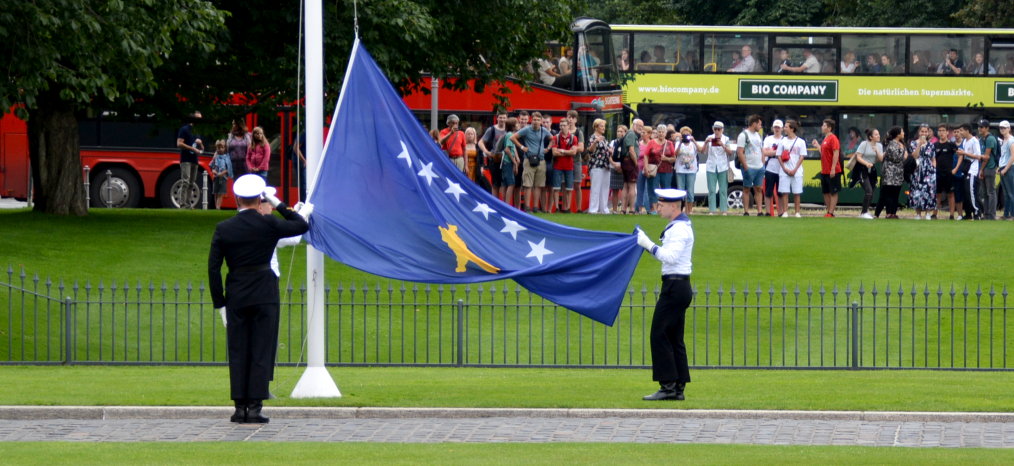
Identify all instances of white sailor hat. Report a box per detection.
[655,188,687,202]
[233,174,267,198]
[712,121,724,129]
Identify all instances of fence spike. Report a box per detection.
[989,284,996,298]
[950,283,956,297]
[1003,284,1009,299]
[98,279,105,292]
[20,267,26,280]
[704,282,711,295]
[909,283,917,297]
[976,284,983,298]
[962,284,969,297]
[349,282,357,293]
[6,264,11,277]
[387,282,394,293]
[717,283,724,295]
[33,273,39,286]
[806,283,813,297]
[923,283,930,297]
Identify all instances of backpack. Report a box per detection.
[491,134,506,165]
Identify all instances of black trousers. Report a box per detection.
[875,185,901,216]
[227,303,279,401]
[650,279,693,384]
[963,175,981,218]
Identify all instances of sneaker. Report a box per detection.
[955,215,963,220]
[743,212,750,216]
[794,213,802,218]
[930,214,937,219]
[824,213,833,218]
[925,213,933,220]
[780,212,789,218]
[859,212,874,219]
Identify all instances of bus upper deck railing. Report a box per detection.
[1,265,1009,370]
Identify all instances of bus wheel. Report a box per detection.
[158,167,201,209]
[90,167,141,208]
[727,185,744,210]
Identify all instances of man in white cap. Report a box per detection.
[636,188,694,400]
[208,174,310,423]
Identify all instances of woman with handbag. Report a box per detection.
[609,125,628,214]
[638,125,666,214]
[698,121,733,215]
[874,126,907,219]
[658,129,677,190]
[852,129,883,219]
[585,118,613,214]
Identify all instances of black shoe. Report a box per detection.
[230,402,247,423]
[244,401,269,424]
[642,382,683,401]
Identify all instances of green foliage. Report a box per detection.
[734,0,829,26]
[953,0,1014,28]
[579,0,685,25]
[0,0,226,118]
[824,0,963,27]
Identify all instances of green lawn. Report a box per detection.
[3,209,1012,368]
[3,442,1013,465]
[3,366,1014,412]
[2,208,1011,287]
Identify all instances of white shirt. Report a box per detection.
[652,214,693,276]
[778,136,806,177]
[730,54,755,72]
[674,139,698,174]
[703,134,731,173]
[537,59,556,85]
[737,129,764,169]
[999,135,1012,168]
[802,55,820,73]
[962,137,981,176]
[270,235,303,277]
[762,135,783,173]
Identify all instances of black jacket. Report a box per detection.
[208,204,309,309]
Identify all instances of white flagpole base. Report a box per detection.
[290,366,342,398]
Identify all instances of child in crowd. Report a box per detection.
[210,139,234,209]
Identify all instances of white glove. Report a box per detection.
[294,201,314,221]
[217,307,227,327]
[636,228,655,251]
[263,190,282,208]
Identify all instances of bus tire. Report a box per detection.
[727,185,744,210]
[158,166,202,209]
[90,167,141,208]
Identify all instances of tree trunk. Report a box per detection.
[27,94,86,216]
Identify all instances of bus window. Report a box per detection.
[613,32,632,72]
[909,35,985,75]
[576,28,618,90]
[632,32,678,72]
[773,35,836,74]
[842,35,904,75]
[703,34,767,73]
[908,113,979,134]
[990,40,1014,75]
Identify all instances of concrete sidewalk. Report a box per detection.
[2,406,1013,447]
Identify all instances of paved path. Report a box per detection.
[2,407,1014,447]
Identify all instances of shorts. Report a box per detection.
[742,168,765,187]
[488,162,502,187]
[552,168,575,190]
[621,157,638,183]
[764,171,780,198]
[935,172,953,193]
[501,161,516,186]
[213,177,228,195]
[522,159,547,188]
[820,173,842,194]
[573,161,583,183]
[778,173,804,194]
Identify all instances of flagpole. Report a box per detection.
[291,0,341,398]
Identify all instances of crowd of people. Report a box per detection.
[437,111,1014,221]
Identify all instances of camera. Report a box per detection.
[681,135,690,143]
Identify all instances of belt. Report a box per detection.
[231,264,270,274]
[448,154,463,159]
[662,274,690,281]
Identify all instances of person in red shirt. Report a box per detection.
[812,118,841,217]
[551,120,578,212]
[439,114,467,172]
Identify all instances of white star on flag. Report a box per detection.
[417,162,439,186]
[443,180,466,202]
[396,141,412,168]
[473,202,496,220]
[499,218,526,240]
[526,238,553,264]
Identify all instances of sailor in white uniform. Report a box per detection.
[636,188,694,401]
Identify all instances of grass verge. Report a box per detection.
[2,366,1014,412]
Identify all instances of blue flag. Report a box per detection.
[306,40,642,325]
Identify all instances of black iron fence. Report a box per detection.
[2,266,1010,370]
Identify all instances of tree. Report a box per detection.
[0,0,226,215]
[579,0,685,25]
[953,0,1014,28]
[825,0,962,27]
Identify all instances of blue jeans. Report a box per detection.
[706,170,729,212]
[657,172,674,190]
[1001,168,1014,217]
[676,172,696,193]
[636,173,659,212]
